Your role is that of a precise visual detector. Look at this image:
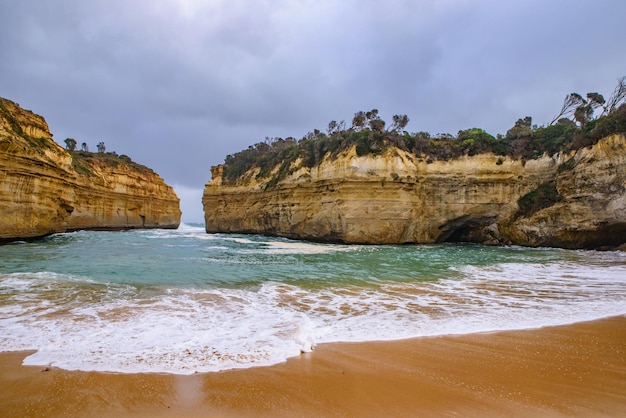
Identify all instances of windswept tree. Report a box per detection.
[388,114,409,133]
[303,129,323,141]
[327,120,338,135]
[64,137,77,151]
[369,118,385,132]
[573,102,594,128]
[550,77,625,126]
[351,109,386,132]
[572,92,606,128]
[550,93,586,125]
[326,120,345,136]
[586,92,605,110]
[603,76,626,115]
[366,109,385,132]
[351,111,366,131]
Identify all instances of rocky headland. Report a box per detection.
[0,97,181,242]
[203,109,626,250]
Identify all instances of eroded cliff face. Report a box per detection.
[503,134,626,249]
[0,97,181,241]
[203,134,626,249]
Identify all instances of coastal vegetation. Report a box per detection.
[0,99,52,152]
[64,138,153,177]
[69,150,155,177]
[1,97,152,177]
[516,181,563,218]
[221,78,626,185]
[0,100,25,138]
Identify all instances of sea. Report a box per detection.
[1,223,625,375]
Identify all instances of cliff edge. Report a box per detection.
[0,97,181,241]
[203,134,626,249]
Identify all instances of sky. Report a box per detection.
[1,0,625,222]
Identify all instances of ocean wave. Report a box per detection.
[2,232,625,374]
[1,257,625,374]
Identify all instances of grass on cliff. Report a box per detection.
[516,181,563,218]
[0,99,24,136]
[0,98,53,153]
[70,151,155,177]
[1,97,158,179]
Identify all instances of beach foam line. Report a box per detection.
[2,260,626,374]
[3,317,626,417]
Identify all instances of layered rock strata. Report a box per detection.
[203,134,626,249]
[0,97,181,241]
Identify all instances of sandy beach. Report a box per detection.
[1,315,625,418]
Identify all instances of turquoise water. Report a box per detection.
[1,224,625,374]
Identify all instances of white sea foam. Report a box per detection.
[176,223,205,232]
[263,240,353,254]
[1,258,626,374]
[142,226,201,239]
[222,237,257,245]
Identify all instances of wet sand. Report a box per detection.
[1,316,625,417]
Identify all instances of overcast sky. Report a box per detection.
[1,0,625,222]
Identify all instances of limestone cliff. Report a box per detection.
[0,97,181,241]
[203,134,626,249]
[502,134,626,249]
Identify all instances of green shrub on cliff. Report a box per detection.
[517,181,563,218]
[69,151,154,176]
[0,99,24,137]
[582,104,626,144]
[0,98,54,153]
[456,128,499,156]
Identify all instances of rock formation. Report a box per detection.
[203,134,626,249]
[0,97,181,242]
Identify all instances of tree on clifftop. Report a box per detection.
[604,76,626,115]
[388,114,409,133]
[550,93,586,125]
[64,138,77,151]
[550,77,626,127]
[351,109,385,132]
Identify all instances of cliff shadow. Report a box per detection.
[436,215,501,245]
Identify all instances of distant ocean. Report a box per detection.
[1,224,625,374]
